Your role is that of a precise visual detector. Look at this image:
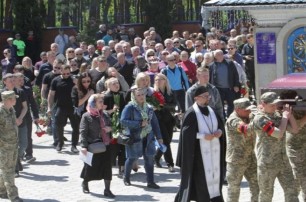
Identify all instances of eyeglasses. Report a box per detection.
[147,54,155,57]
[198,94,211,99]
[54,66,61,70]
[195,45,201,48]
[162,53,169,55]
[68,51,74,53]
[82,80,91,84]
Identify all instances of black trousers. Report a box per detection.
[154,110,175,167]
[173,89,186,113]
[109,143,126,167]
[25,113,33,157]
[54,107,79,147]
[216,87,235,118]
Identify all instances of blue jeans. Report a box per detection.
[124,155,154,183]
[18,124,28,158]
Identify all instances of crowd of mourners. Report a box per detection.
[2,23,306,202]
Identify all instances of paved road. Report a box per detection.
[1,125,303,202]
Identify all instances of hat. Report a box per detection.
[7,37,13,41]
[234,98,252,109]
[2,73,14,80]
[1,91,19,100]
[194,86,209,97]
[261,92,281,104]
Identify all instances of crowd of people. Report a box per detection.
[1,23,305,202]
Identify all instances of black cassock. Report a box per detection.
[175,107,225,202]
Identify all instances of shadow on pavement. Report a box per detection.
[19,172,69,182]
[90,192,158,201]
[22,199,60,202]
[33,144,55,149]
[29,159,70,166]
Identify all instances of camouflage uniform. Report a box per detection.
[286,121,306,201]
[0,93,19,201]
[253,110,299,202]
[225,98,259,202]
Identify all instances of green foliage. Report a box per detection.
[144,0,174,39]
[78,17,102,45]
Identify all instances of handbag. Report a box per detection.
[88,141,106,153]
[117,128,134,145]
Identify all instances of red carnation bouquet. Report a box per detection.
[146,91,165,110]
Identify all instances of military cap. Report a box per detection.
[1,91,18,100]
[234,98,252,109]
[261,92,281,104]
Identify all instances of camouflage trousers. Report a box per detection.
[288,157,306,202]
[226,161,259,202]
[258,163,299,202]
[0,146,19,200]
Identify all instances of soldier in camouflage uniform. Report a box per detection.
[225,98,259,202]
[0,91,23,202]
[286,109,306,201]
[252,92,299,202]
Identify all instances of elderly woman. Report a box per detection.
[120,88,163,189]
[80,94,115,198]
[153,73,176,172]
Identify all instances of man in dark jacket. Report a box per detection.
[209,49,240,118]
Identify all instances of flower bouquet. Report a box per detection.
[35,124,46,137]
[146,91,165,110]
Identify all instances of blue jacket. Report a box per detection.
[120,103,162,158]
[161,65,190,91]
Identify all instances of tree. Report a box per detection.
[145,0,174,38]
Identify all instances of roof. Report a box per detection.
[204,0,306,6]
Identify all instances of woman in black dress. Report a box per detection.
[79,93,115,198]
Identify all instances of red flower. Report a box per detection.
[152,91,165,106]
[35,124,46,137]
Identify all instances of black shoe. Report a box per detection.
[18,160,23,171]
[155,161,162,168]
[63,136,68,141]
[118,170,124,178]
[104,189,115,198]
[25,156,36,163]
[147,182,160,189]
[15,172,19,178]
[0,193,8,199]
[123,177,131,186]
[71,146,79,153]
[82,181,89,193]
[56,144,62,152]
[12,197,23,202]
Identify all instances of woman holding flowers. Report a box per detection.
[153,73,177,172]
[103,77,126,177]
[120,88,163,189]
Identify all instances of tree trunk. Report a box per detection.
[61,0,70,26]
[47,0,56,27]
[89,0,97,20]
[102,0,112,24]
[4,0,13,29]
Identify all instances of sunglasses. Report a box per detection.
[82,80,91,84]
[147,54,155,57]
[228,48,235,50]
[162,53,169,55]
[174,41,180,44]
[195,45,201,48]
[76,53,83,55]
[68,51,74,53]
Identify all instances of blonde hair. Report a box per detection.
[105,77,119,89]
[135,72,150,88]
[154,73,172,95]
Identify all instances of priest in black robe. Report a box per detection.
[175,86,225,202]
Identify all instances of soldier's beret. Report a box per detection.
[1,91,19,100]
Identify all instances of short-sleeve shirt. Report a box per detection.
[50,76,74,109]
